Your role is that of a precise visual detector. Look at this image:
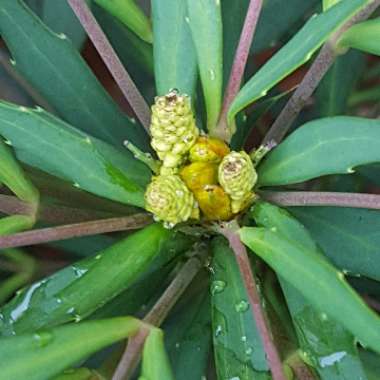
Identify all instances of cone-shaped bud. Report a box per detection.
[180,162,218,192]
[189,136,230,163]
[194,185,233,221]
[218,151,257,213]
[145,175,199,226]
[151,90,198,169]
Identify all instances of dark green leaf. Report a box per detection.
[0,317,141,380]
[360,350,380,380]
[288,207,380,281]
[0,102,150,207]
[211,237,270,380]
[52,367,102,380]
[152,0,197,96]
[186,0,223,131]
[239,226,380,354]
[228,0,369,123]
[0,0,149,149]
[258,117,380,186]
[0,224,192,335]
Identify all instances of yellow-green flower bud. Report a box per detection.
[218,151,257,213]
[145,174,199,227]
[151,90,199,169]
[180,162,218,192]
[189,136,230,163]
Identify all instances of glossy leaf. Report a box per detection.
[228,0,369,123]
[140,328,175,380]
[211,237,270,380]
[258,116,380,186]
[251,202,368,379]
[152,0,197,96]
[164,283,211,380]
[0,102,150,207]
[186,0,223,131]
[93,0,153,43]
[323,0,341,11]
[338,18,380,56]
[0,224,192,335]
[288,207,380,281]
[0,0,149,149]
[239,227,380,354]
[0,139,39,204]
[0,317,141,380]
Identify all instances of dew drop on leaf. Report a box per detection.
[235,300,249,313]
[211,280,226,295]
[33,331,53,347]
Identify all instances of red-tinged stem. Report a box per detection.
[263,0,380,145]
[0,194,33,216]
[112,255,204,380]
[218,221,287,380]
[215,0,263,142]
[260,191,380,210]
[0,214,152,249]
[68,0,151,132]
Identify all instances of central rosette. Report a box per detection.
[145,90,257,227]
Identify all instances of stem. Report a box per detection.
[68,0,151,132]
[217,220,286,380]
[260,191,380,210]
[0,214,151,249]
[112,255,204,380]
[0,194,33,216]
[124,140,160,174]
[263,0,380,145]
[215,0,263,142]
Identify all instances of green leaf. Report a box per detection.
[140,328,175,380]
[239,226,380,354]
[211,237,270,380]
[338,18,380,56]
[0,0,149,149]
[0,139,39,204]
[314,50,365,117]
[0,102,150,207]
[164,278,211,380]
[152,0,197,96]
[0,316,141,380]
[93,0,152,43]
[258,116,380,187]
[360,350,380,380]
[323,0,341,11]
[228,0,369,124]
[0,215,34,236]
[288,207,380,281]
[186,0,223,131]
[251,202,368,380]
[0,224,193,335]
[52,368,102,380]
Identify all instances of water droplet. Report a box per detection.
[130,117,136,124]
[73,182,81,188]
[347,167,355,174]
[241,335,247,342]
[337,272,345,280]
[9,59,16,66]
[74,314,82,322]
[270,227,277,232]
[55,297,63,304]
[185,16,190,23]
[215,325,223,337]
[209,69,216,81]
[235,300,249,313]
[84,136,92,144]
[260,90,268,97]
[72,266,88,278]
[3,139,12,146]
[320,312,328,321]
[95,254,102,260]
[229,377,241,380]
[175,342,180,349]
[215,0,220,5]
[319,351,347,368]
[33,332,53,347]
[211,280,226,295]
[66,307,75,315]
[19,106,28,112]
[163,221,175,229]
[153,215,160,222]
[57,33,67,40]
[245,346,253,355]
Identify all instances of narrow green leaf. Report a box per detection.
[239,226,380,354]
[323,0,341,11]
[258,116,380,187]
[0,102,150,207]
[0,316,141,380]
[211,237,270,380]
[140,328,175,380]
[0,224,193,335]
[288,207,380,281]
[93,0,152,43]
[0,215,34,236]
[164,280,211,380]
[52,368,102,380]
[0,139,39,204]
[251,202,368,380]
[360,350,380,380]
[0,0,149,149]
[228,0,369,123]
[152,0,197,96]
[186,0,223,131]
[338,18,380,56]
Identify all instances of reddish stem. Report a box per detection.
[0,194,33,216]
[218,221,286,380]
[260,191,380,210]
[112,255,204,380]
[68,0,151,132]
[0,214,152,249]
[215,0,263,141]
